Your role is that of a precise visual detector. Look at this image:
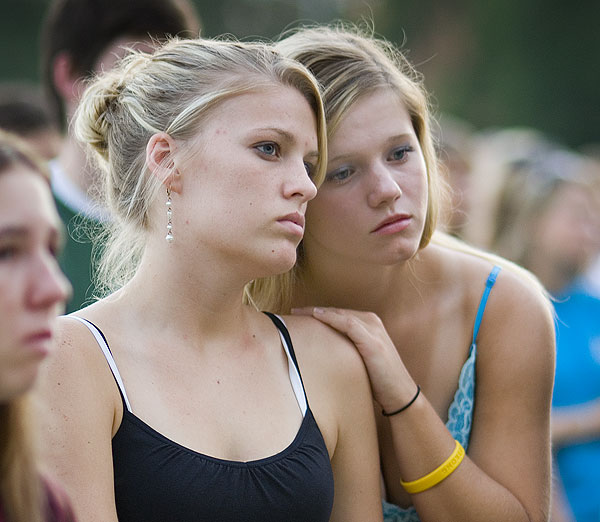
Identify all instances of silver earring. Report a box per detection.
[165,187,174,242]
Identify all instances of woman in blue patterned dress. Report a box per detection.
[255,24,556,522]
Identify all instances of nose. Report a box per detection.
[28,252,72,312]
[283,160,318,203]
[367,162,402,208]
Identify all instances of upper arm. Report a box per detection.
[468,270,555,521]
[329,346,383,522]
[289,318,383,521]
[35,317,120,522]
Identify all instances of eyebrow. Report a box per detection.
[0,226,28,240]
[255,127,320,158]
[255,127,295,142]
[0,223,64,246]
[329,133,415,163]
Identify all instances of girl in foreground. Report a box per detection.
[0,130,73,521]
[263,25,556,522]
[36,38,381,521]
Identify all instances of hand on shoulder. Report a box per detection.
[279,312,372,392]
[289,308,415,412]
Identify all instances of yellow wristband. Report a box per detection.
[400,440,465,494]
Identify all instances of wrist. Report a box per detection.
[381,384,421,417]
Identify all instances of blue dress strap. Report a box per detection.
[471,265,501,345]
[383,265,503,522]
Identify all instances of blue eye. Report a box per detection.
[326,166,354,183]
[389,145,414,162]
[255,142,279,157]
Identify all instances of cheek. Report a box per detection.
[0,266,26,312]
[418,166,430,203]
[306,194,349,237]
[0,276,16,313]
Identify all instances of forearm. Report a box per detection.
[552,400,600,446]
[385,396,548,522]
[409,463,537,522]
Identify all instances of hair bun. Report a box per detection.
[74,74,122,162]
[74,52,148,162]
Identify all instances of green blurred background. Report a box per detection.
[2,0,599,148]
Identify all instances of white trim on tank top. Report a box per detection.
[69,314,307,417]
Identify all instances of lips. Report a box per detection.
[279,212,305,228]
[277,212,305,236]
[26,329,52,341]
[23,328,53,356]
[371,213,411,234]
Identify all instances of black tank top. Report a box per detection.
[72,313,334,522]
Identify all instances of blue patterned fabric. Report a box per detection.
[382,266,501,521]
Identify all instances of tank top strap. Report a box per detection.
[69,316,132,412]
[264,312,308,417]
[471,265,502,345]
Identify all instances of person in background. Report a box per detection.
[491,148,600,522]
[0,130,72,522]
[575,156,600,300]
[458,127,552,250]
[35,37,382,522]
[261,24,555,522]
[435,113,475,239]
[0,83,62,160]
[39,0,200,312]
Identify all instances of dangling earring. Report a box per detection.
[165,187,174,242]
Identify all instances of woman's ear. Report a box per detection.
[146,132,183,194]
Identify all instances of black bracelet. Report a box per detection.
[381,385,421,417]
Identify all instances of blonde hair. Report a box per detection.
[74,37,327,297]
[248,23,441,312]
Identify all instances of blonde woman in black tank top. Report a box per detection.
[35,38,382,522]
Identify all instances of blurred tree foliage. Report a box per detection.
[1,0,598,147]
[373,0,600,148]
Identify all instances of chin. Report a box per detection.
[372,244,419,265]
[256,250,298,278]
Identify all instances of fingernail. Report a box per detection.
[313,307,324,315]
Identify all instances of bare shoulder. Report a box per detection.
[278,314,368,380]
[487,264,553,323]
[480,265,555,373]
[429,235,554,331]
[45,310,111,381]
[36,305,122,431]
[426,238,555,363]
[439,247,557,381]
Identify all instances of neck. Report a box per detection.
[116,243,258,342]
[294,251,423,317]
